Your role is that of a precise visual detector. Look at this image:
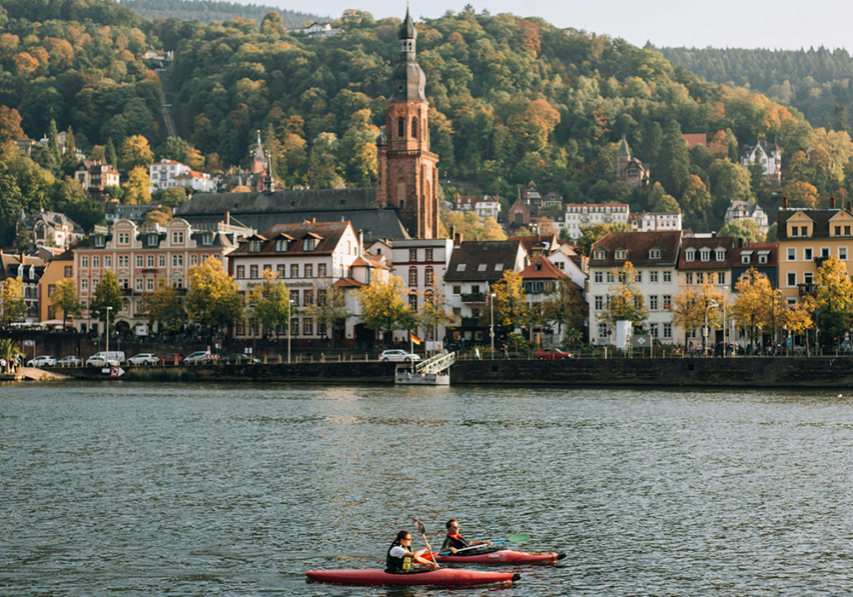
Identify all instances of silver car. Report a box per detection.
[127,353,160,366]
[57,356,83,367]
[27,355,56,367]
[379,350,421,362]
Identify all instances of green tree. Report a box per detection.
[89,271,122,327]
[105,138,118,167]
[158,186,188,208]
[61,126,80,176]
[577,222,631,255]
[186,256,244,335]
[50,278,82,327]
[139,277,187,333]
[646,181,680,213]
[658,119,690,196]
[303,280,350,340]
[542,279,586,335]
[250,269,292,340]
[681,175,713,231]
[47,119,61,174]
[0,338,20,373]
[815,255,853,346]
[357,275,411,342]
[718,219,764,244]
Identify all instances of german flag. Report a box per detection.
[410,332,422,345]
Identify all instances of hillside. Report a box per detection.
[656,46,853,130]
[2,0,853,248]
[119,0,326,28]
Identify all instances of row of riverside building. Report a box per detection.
[2,197,846,349]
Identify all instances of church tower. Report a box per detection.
[376,8,439,239]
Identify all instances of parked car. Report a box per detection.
[184,351,216,365]
[161,353,183,365]
[57,355,83,367]
[127,353,160,366]
[536,348,574,360]
[221,353,260,364]
[86,352,121,367]
[379,350,421,362]
[27,355,56,367]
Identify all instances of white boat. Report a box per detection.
[394,351,455,386]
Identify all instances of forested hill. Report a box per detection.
[119,0,326,28]
[655,46,853,129]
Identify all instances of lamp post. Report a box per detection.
[286,299,293,364]
[106,306,112,360]
[709,299,720,358]
[721,286,728,358]
[93,311,100,353]
[814,308,821,356]
[490,292,496,359]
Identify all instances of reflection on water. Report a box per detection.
[4,383,853,595]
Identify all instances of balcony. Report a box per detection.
[798,283,816,296]
[814,256,831,268]
[461,293,486,303]
[460,317,483,327]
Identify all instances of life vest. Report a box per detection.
[441,533,471,552]
[385,543,414,573]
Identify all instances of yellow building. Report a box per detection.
[38,249,75,323]
[777,199,853,307]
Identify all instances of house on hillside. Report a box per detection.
[615,135,651,189]
[741,139,781,186]
[724,200,769,236]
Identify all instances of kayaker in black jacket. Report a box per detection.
[440,519,493,554]
[385,531,439,573]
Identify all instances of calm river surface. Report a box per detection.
[4,383,853,596]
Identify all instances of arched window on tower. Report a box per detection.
[411,118,418,139]
[398,118,405,138]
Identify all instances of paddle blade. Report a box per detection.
[507,533,531,543]
[412,518,427,536]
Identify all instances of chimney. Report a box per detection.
[358,229,364,259]
[454,231,463,247]
[831,197,836,209]
[449,225,456,241]
[311,217,316,223]
[738,238,744,248]
[782,197,788,209]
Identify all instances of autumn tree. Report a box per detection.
[597,262,648,329]
[304,280,350,340]
[357,274,411,342]
[782,296,816,354]
[50,279,82,327]
[186,256,244,335]
[120,135,154,171]
[814,255,853,345]
[491,270,530,330]
[783,181,820,208]
[249,269,291,340]
[416,286,458,342]
[89,271,122,327]
[541,279,586,336]
[670,280,728,352]
[122,166,152,205]
[139,277,187,333]
[0,106,24,143]
[144,206,172,227]
[733,268,778,351]
[1,278,25,325]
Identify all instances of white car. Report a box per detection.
[379,350,421,363]
[57,356,83,367]
[184,351,215,365]
[127,353,160,366]
[86,354,121,368]
[27,355,56,367]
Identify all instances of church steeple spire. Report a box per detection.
[389,8,425,102]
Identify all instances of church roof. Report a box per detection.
[399,7,417,39]
[618,135,630,157]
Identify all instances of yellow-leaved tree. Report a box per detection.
[782,295,816,355]
[814,255,853,346]
[186,256,244,337]
[597,262,648,330]
[733,268,781,351]
[491,270,529,330]
[357,274,413,343]
[1,278,25,325]
[250,269,291,340]
[670,280,728,351]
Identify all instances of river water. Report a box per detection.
[4,383,853,596]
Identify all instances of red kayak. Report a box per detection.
[434,549,566,565]
[305,568,521,586]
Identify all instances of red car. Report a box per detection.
[536,348,574,360]
[161,353,184,365]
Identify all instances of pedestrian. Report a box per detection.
[502,343,509,359]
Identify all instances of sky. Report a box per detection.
[254,0,852,51]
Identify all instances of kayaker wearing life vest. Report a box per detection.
[440,519,493,554]
[385,531,440,573]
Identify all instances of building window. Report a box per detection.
[425,267,434,286]
[409,294,418,311]
[277,265,285,278]
[758,253,768,264]
[172,231,184,244]
[426,249,433,261]
[190,254,198,266]
[650,324,658,338]
[172,255,183,267]
[65,266,72,277]
[650,271,659,283]
[700,249,711,262]
[249,240,262,253]
[118,255,128,267]
[203,233,213,246]
[304,290,314,306]
[159,256,165,267]
[594,272,603,283]
[303,238,317,251]
[663,295,672,310]
[146,278,154,291]
[104,256,112,268]
[318,290,327,306]
[649,295,658,310]
[275,239,288,252]
[840,247,849,260]
[410,249,417,261]
[236,265,245,278]
[606,272,614,284]
[95,236,105,247]
[615,249,627,259]
[135,278,142,291]
[802,226,808,237]
[717,273,725,284]
[715,249,725,261]
[663,323,672,338]
[787,248,795,261]
[305,264,313,277]
[318,264,327,277]
[250,265,258,278]
[452,286,461,295]
[598,325,607,338]
[593,250,605,260]
[118,232,129,244]
[398,117,405,138]
[685,272,693,284]
[697,273,705,284]
[81,279,88,291]
[292,290,300,306]
[303,318,313,335]
[663,271,671,283]
[804,248,813,261]
[148,235,158,247]
[686,250,695,262]
[788,272,796,286]
[636,272,642,283]
[649,249,661,259]
[594,296,603,311]
[409,268,418,287]
[291,264,299,278]
[846,226,851,236]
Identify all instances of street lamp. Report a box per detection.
[490,292,496,359]
[105,306,112,361]
[814,308,821,356]
[288,299,294,364]
[721,286,728,358]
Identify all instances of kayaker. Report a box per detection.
[440,519,492,554]
[385,531,439,573]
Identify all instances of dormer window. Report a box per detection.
[593,250,605,260]
[203,233,213,246]
[758,251,769,264]
[275,239,289,252]
[494,263,504,271]
[302,238,317,251]
[686,249,695,262]
[715,249,725,261]
[148,235,158,246]
[477,264,487,271]
[615,249,627,260]
[249,240,263,253]
[741,250,753,264]
[700,249,711,262]
[95,236,105,247]
[790,227,798,237]
[172,231,184,245]
[649,249,661,259]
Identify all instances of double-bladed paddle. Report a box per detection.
[437,533,531,556]
[412,518,440,568]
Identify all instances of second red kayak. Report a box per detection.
[306,568,521,586]
[433,549,567,564]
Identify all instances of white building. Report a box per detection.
[390,238,454,344]
[454,195,502,220]
[740,139,781,186]
[724,200,769,236]
[173,170,217,193]
[149,160,191,191]
[629,211,682,232]
[545,243,587,290]
[587,231,682,345]
[564,203,630,239]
